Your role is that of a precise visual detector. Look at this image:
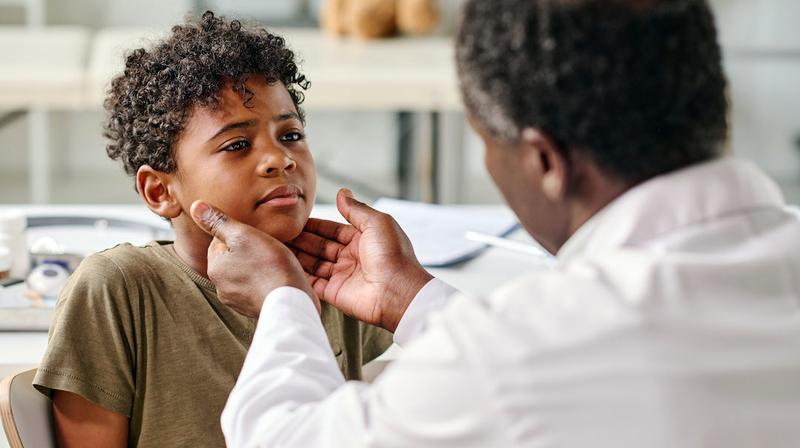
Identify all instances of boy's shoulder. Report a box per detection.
[75,241,173,281]
[58,242,186,307]
[54,242,177,312]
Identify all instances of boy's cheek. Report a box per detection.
[304,165,318,206]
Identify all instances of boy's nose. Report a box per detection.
[258,148,297,177]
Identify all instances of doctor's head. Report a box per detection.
[455,0,728,254]
[104,12,316,244]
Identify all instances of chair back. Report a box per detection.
[0,369,56,448]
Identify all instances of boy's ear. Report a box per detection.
[136,165,182,219]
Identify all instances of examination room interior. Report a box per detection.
[1,0,799,447]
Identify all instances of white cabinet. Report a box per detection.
[712,0,800,51]
[727,59,800,178]
[711,0,800,203]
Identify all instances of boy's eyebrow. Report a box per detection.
[208,120,257,142]
[206,112,301,142]
[273,112,301,122]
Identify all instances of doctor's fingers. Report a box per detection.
[291,248,335,278]
[304,272,328,297]
[303,218,358,244]
[308,276,330,301]
[290,231,346,262]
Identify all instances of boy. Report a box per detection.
[32,11,392,447]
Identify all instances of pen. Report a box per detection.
[464,231,551,258]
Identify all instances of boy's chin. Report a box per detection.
[254,220,304,243]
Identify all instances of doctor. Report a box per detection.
[191,0,800,446]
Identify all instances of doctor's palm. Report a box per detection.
[292,191,432,332]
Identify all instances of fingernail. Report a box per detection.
[193,201,214,224]
[341,188,354,198]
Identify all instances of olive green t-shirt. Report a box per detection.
[33,241,393,447]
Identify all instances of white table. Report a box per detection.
[85,27,461,112]
[0,26,460,113]
[0,27,89,109]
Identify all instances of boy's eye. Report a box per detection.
[222,140,250,152]
[280,131,305,143]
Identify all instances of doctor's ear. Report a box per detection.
[519,128,569,202]
[136,165,182,219]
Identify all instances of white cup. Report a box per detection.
[0,210,30,279]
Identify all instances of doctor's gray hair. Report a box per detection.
[455,0,728,183]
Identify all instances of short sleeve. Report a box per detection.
[33,253,137,416]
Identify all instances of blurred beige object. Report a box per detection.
[321,0,349,36]
[397,0,440,35]
[349,0,397,39]
[0,27,89,109]
[320,0,440,39]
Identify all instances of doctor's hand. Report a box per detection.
[289,189,433,333]
[190,201,319,319]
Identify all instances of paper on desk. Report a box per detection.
[373,198,520,267]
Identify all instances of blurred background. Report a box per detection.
[0,0,798,207]
[2,5,797,446]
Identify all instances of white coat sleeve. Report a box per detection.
[220,279,502,448]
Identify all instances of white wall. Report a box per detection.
[46,0,192,27]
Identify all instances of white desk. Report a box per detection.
[0,27,89,109]
[0,26,460,112]
[85,27,461,112]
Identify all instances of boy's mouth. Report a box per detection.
[255,184,304,209]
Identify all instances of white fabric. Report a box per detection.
[222,157,800,447]
[392,277,459,346]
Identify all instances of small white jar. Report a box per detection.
[0,210,30,279]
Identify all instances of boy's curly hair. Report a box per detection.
[104,11,310,182]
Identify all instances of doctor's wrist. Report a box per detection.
[380,268,434,333]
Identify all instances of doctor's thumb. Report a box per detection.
[336,188,380,231]
[191,201,235,243]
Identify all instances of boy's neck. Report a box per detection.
[170,214,214,279]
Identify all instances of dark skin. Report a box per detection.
[52,390,128,447]
[190,118,632,332]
